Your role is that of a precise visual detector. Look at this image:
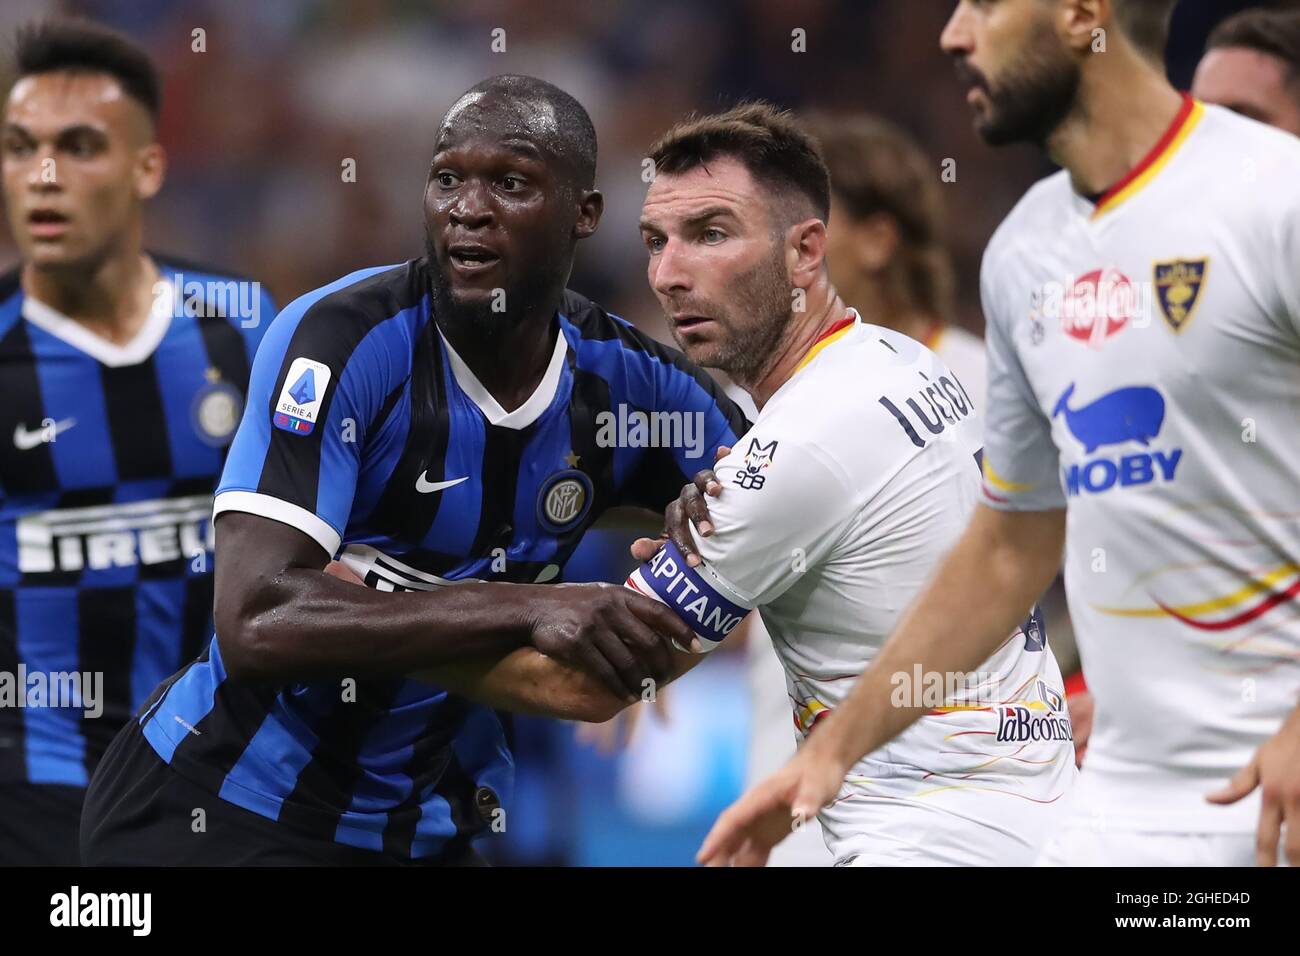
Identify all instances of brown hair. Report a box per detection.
[648,101,831,226]
[1207,5,1300,85]
[804,112,955,324]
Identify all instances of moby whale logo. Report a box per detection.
[1055,383,1181,496]
[1053,383,1165,454]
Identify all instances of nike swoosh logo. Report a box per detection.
[13,417,76,450]
[415,473,468,494]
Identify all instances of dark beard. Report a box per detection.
[424,233,564,341]
[967,27,1080,147]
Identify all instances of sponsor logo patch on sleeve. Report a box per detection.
[273,357,332,436]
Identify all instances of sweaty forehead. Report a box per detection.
[436,91,560,155]
[5,72,144,139]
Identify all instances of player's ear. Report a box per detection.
[788,217,828,287]
[573,188,603,240]
[134,141,166,201]
[1060,0,1104,54]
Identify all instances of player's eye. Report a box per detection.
[59,131,105,158]
[499,175,525,191]
[434,171,460,188]
[2,138,33,158]
[644,235,665,254]
[702,227,726,244]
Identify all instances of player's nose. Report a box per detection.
[940,3,973,55]
[650,239,694,297]
[448,180,494,229]
[26,150,61,189]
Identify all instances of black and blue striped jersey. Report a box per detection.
[139,258,748,860]
[0,259,272,785]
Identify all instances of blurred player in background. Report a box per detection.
[809,113,986,403]
[0,19,272,865]
[629,103,1075,866]
[81,74,747,866]
[1068,2,1300,770]
[1193,5,1300,136]
[703,0,1300,868]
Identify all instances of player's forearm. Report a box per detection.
[413,643,703,723]
[804,505,1066,773]
[412,649,626,723]
[220,570,540,681]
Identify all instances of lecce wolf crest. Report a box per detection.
[1153,258,1208,331]
[735,438,778,490]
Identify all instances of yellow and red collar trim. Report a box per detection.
[1091,94,1204,219]
[794,313,856,374]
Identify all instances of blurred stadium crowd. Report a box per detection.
[0,0,1279,865]
[0,0,1259,337]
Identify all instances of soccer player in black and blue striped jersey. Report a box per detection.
[81,75,748,866]
[0,19,273,864]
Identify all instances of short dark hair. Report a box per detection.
[458,74,597,190]
[805,113,955,323]
[1207,6,1300,86]
[1114,0,1180,59]
[648,101,831,226]
[12,18,161,121]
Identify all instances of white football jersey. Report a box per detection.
[979,98,1300,833]
[630,313,1075,863]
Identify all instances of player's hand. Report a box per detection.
[1207,706,1300,866]
[575,686,671,754]
[1067,689,1093,768]
[526,583,698,701]
[697,746,845,867]
[631,444,730,567]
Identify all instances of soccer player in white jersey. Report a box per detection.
[700,0,1300,869]
[1068,3,1300,774]
[629,103,1075,866]
[735,112,992,866]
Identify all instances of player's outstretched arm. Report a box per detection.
[213,512,695,701]
[411,646,703,724]
[698,503,1066,866]
[318,560,705,723]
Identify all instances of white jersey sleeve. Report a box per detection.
[978,250,1066,511]
[690,436,852,607]
[624,432,853,650]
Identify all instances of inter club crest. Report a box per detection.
[1153,258,1208,332]
[537,469,592,533]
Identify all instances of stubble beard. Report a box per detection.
[672,241,793,387]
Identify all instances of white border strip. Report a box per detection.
[437,322,567,430]
[213,490,341,556]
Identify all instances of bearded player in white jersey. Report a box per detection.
[628,103,1075,866]
[736,112,994,866]
[700,0,1300,868]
